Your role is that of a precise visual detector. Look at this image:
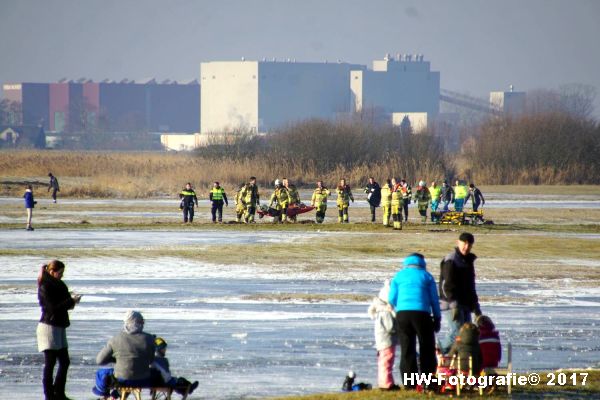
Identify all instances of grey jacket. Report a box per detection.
[368,297,398,351]
[96,331,156,380]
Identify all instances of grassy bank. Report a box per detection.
[268,370,600,399]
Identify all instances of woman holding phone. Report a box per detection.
[37,260,81,400]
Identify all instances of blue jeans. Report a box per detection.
[439,305,472,354]
[442,200,451,211]
[454,198,465,212]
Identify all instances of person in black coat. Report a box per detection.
[37,260,81,400]
[364,177,381,223]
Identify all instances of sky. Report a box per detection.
[1,0,599,114]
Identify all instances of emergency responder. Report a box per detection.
[441,180,454,211]
[467,183,486,212]
[380,179,392,227]
[336,178,354,223]
[413,180,431,224]
[234,183,245,223]
[209,181,228,223]
[240,177,260,223]
[364,177,381,223]
[391,178,403,230]
[429,181,442,222]
[269,179,290,223]
[179,182,198,223]
[283,178,300,222]
[400,179,412,222]
[311,181,330,223]
[454,180,469,212]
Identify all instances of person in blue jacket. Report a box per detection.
[388,253,441,388]
[24,184,36,231]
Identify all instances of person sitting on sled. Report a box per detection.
[476,315,502,369]
[447,322,483,376]
[151,337,199,395]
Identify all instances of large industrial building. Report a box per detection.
[2,80,200,133]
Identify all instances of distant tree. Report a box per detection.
[526,84,597,119]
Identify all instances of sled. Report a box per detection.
[257,203,315,218]
[110,384,190,400]
[432,210,488,225]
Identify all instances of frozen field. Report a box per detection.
[1,224,599,399]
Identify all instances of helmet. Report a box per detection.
[155,337,167,350]
[419,180,426,187]
[274,179,281,186]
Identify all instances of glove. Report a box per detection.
[433,316,441,333]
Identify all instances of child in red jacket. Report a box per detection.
[476,315,502,368]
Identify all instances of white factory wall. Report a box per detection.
[201,61,259,133]
[490,91,526,115]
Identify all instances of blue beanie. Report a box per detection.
[403,253,426,269]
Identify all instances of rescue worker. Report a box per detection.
[283,178,300,222]
[311,181,330,223]
[429,181,442,222]
[380,179,392,227]
[454,180,469,212]
[467,183,486,212]
[413,180,431,224]
[240,177,260,223]
[47,173,60,203]
[209,181,228,223]
[390,178,402,230]
[269,179,290,223]
[399,179,412,222]
[336,178,354,223]
[234,183,245,223]
[364,177,381,223]
[440,180,454,211]
[179,183,198,223]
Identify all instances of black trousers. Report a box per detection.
[369,205,377,222]
[396,311,437,384]
[51,188,58,201]
[183,206,194,222]
[211,201,224,222]
[43,348,70,399]
[402,200,410,221]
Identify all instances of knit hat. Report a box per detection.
[403,253,426,269]
[124,310,144,334]
[378,279,391,301]
[155,336,167,350]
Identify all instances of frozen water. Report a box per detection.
[1,228,599,399]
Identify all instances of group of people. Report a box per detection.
[36,261,198,400]
[368,232,501,391]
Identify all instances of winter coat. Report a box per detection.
[96,331,156,380]
[448,324,483,374]
[468,187,485,207]
[440,185,454,202]
[413,186,431,206]
[38,270,76,328]
[380,183,392,207]
[152,354,175,385]
[311,187,330,207]
[388,266,441,318]
[479,319,502,368]
[269,187,290,210]
[364,182,381,207]
[287,184,300,204]
[240,183,260,206]
[179,189,198,208]
[368,297,398,350]
[336,185,354,206]
[439,248,481,314]
[49,176,60,190]
[24,189,35,208]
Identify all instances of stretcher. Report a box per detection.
[431,210,488,225]
[257,203,315,218]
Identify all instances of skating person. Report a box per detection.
[364,177,381,223]
[380,179,392,227]
[468,183,486,212]
[48,173,60,203]
[476,315,502,369]
[240,177,260,223]
[311,181,330,223]
[37,260,82,400]
[368,279,398,390]
[336,178,354,223]
[151,337,199,396]
[24,184,36,231]
[447,322,482,375]
[429,181,442,222]
[388,253,441,389]
[234,183,246,223]
[209,181,228,223]
[413,181,431,224]
[179,183,198,223]
[438,232,482,354]
[453,180,468,212]
[283,178,300,222]
[390,178,402,230]
[268,179,290,223]
[399,179,412,222]
[440,180,454,211]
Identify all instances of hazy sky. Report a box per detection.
[1,0,599,112]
